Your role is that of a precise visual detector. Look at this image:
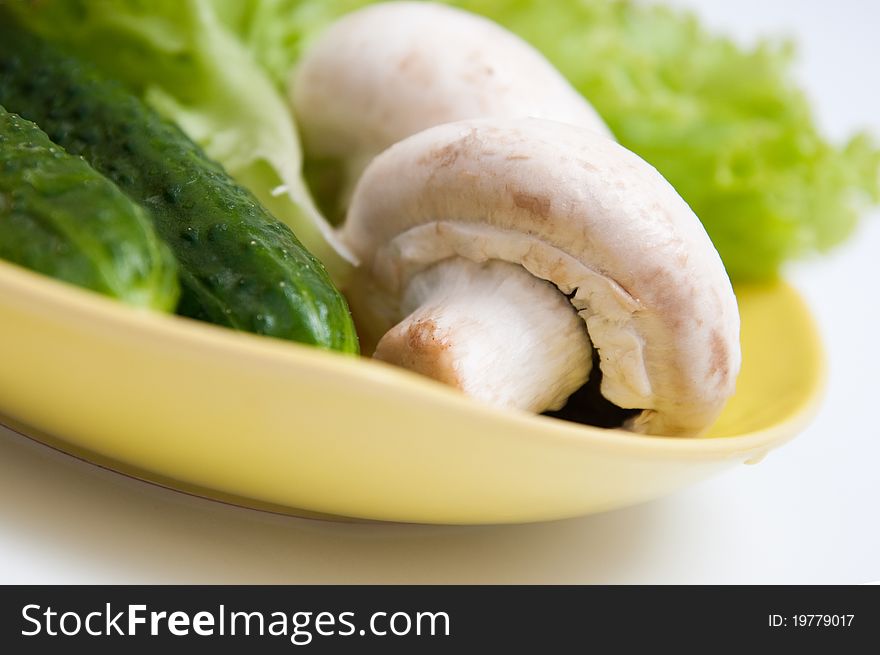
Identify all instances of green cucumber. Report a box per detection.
[0,23,358,353]
[0,105,179,310]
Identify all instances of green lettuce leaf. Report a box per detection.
[221,0,880,282]
[7,0,353,280]
[10,0,878,282]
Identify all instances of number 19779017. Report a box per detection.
[769,614,854,628]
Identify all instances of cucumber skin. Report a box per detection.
[0,106,179,310]
[0,24,358,353]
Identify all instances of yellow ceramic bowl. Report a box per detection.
[0,259,823,524]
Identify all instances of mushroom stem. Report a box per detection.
[373,258,592,412]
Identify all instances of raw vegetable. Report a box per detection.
[290,1,611,222]
[4,0,353,282]
[223,0,880,283]
[0,24,358,353]
[344,118,740,436]
[0,106,179,310]
[7,0,876,281]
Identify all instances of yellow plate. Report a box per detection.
[0,259,824,524]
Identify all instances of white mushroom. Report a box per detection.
[291,1,611,210]
[342,118,741,437]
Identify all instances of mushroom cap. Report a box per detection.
[291,1,611,163]
[342,118,741,436]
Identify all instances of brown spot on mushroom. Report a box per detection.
[407,318,443,350]
[418,142,460,168]
[373,317,462,388]
[511,190,551,218]
[636,266,698,321]
[579,160,600,173]
[708,329,730,379]
[505,154,530,161]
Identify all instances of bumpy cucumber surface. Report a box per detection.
[0,105,179,310]
[0,23,358,353]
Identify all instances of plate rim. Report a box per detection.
[0,257,826,461]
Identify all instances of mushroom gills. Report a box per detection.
[544,348,643,429]
[373,258,592,413]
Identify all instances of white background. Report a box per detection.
[1,0,878,583]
